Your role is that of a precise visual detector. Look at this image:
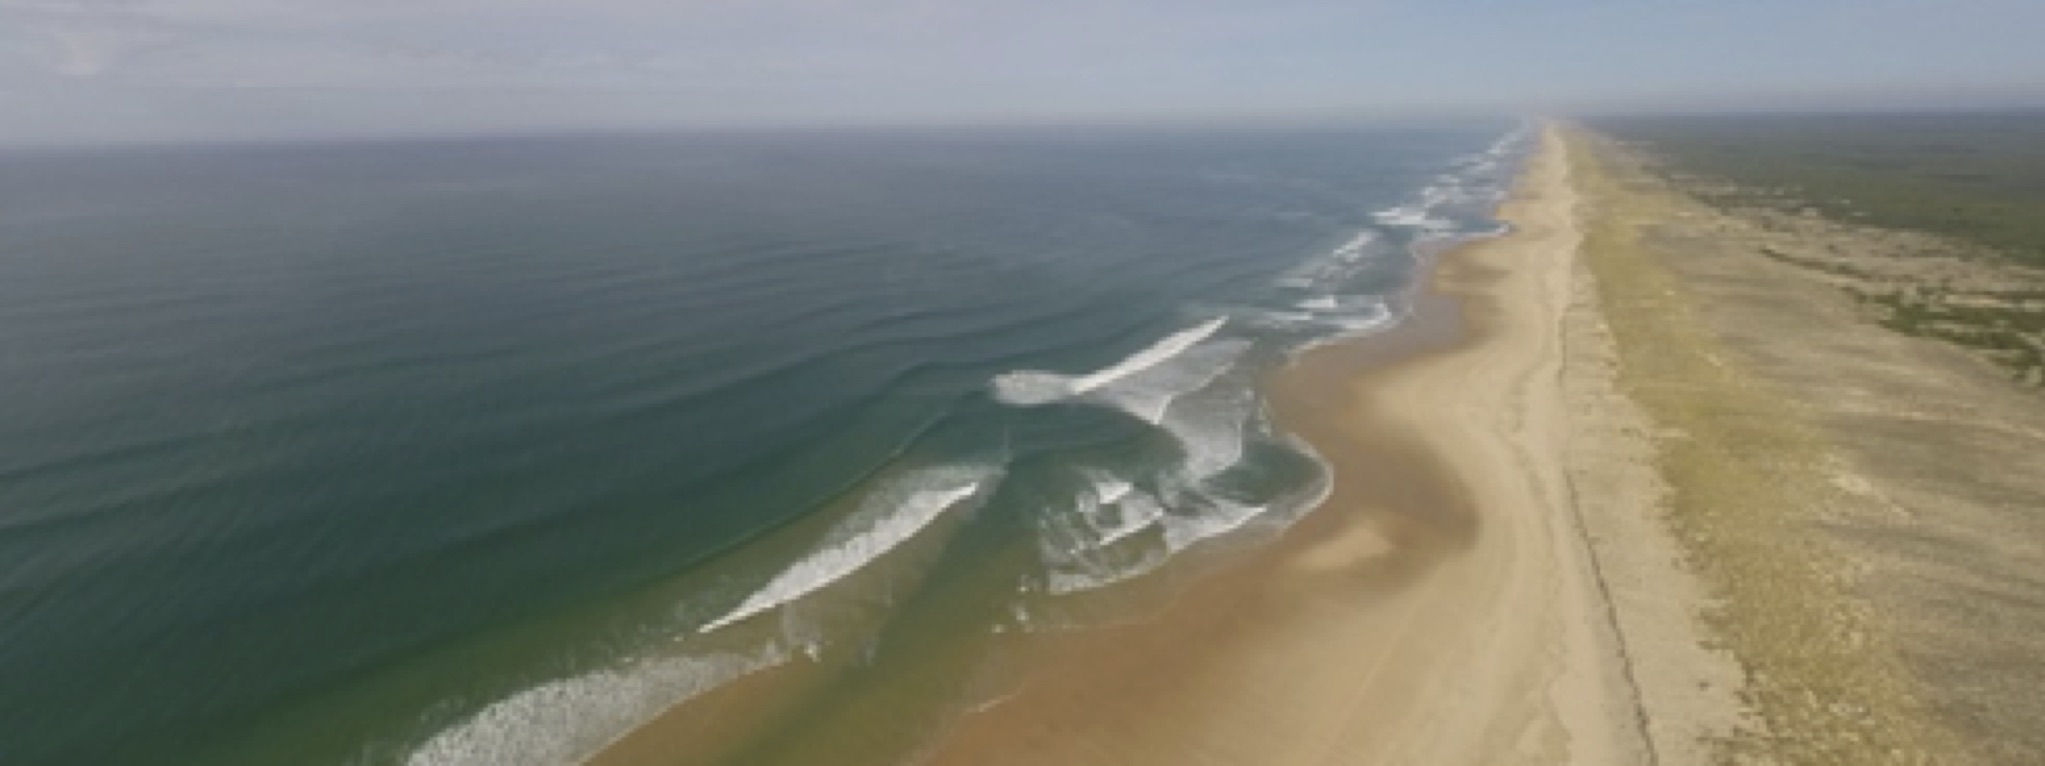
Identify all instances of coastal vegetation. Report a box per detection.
[1564,129,1956,764]
[1593,112,2045,265]
[1592,113,2045,387]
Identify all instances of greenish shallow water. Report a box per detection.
[0,121,1526,765]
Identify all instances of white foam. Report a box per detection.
[1045,485,1267,598]
[1322,309,1395,335]
[992,320,1246,426]
[1044,547,1169,595]
[1159,388,1248,481]
[1373,125,1532,237]
[1035,472,1174,596]
[1091,338,1249,424]
[402,646,782,766]
[1035,394,1290,597]
[699,466,991,633]
[1246,297,1388,336]
[1160,494,1268,552]
[992,318,1227,406]
[1278,230,1380,289]
[1041,488,1172,595]
[1091,474,1134,507]
[1330,230,1376,257]
[1371,204,1453,232]
[1092,485,1164,547]
[1044,545,1169,596]
[1049,474,1165,552]
[1245,309,1319,330]
[1306,297,1394,338]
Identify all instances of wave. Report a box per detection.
[402,465,996,766]
[402,646,783,766]
[1372,122,1531,240]
[1159,385,1252,482]
[991,319,1249,429]
[1371,185,1458,232]
[1036,380,1258,596]
[1035,121,1531,600]
[1093,475,1134,507]
[1277,230,1380,289]
[1092,338,1248,425]
[991,317,1226,406]
[699,465,993,633]
[1040,484,1170,596]
[1077,472,1162,547]
[1238,295,1392,341]
[1159,494,1267,553]
[1041,489,1265,597]
[1095,506,1156,548]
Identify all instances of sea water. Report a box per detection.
[0,120,1529,765]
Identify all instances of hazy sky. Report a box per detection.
[3,0,2043,144]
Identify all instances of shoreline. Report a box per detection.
[907,125,1655,765]
[586,124,1736,766]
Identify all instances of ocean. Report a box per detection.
[0,119,1528,765]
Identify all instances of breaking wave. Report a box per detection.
[991,318,1250,426]
[992,318,1227,406]
[700,465,995,633]
[410,320,1368,763]
[399,119,1534,765]
[403,647,783,766]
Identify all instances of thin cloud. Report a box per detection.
[0,0,2038,144]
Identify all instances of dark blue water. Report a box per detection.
[0,121,1526,765]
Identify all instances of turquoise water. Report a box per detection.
[0,121,1527,765]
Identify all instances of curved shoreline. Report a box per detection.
[902,125,1661,765]
[585,124,1732,766]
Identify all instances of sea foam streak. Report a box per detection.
[1094,476,1134,507]
[1092,338,1249,424]
[1079,472,1163,547]
[403,647,781,766]
[992,318,1227,408]
[700,466,992,633]
[1162,501,1265,552]
[404,467,993,766]
[1038,383,1260,596]
[1033,122,1530,600]
[1278,230,1380,289]
[1041,485,1171,595]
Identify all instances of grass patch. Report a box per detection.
[1563,128,1963,764]
[1591,112,2045,267]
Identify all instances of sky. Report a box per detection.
[2,0,2043,144]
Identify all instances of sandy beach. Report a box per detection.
[9,2,2038,763]
[906,126,1692,765]
[588,121,2045,766]
[580,125,1671,766]
[585,124,1675,766]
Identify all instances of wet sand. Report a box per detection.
[908,126,1663,765]
[592,125,1755,766]
[592,121,2044,766]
